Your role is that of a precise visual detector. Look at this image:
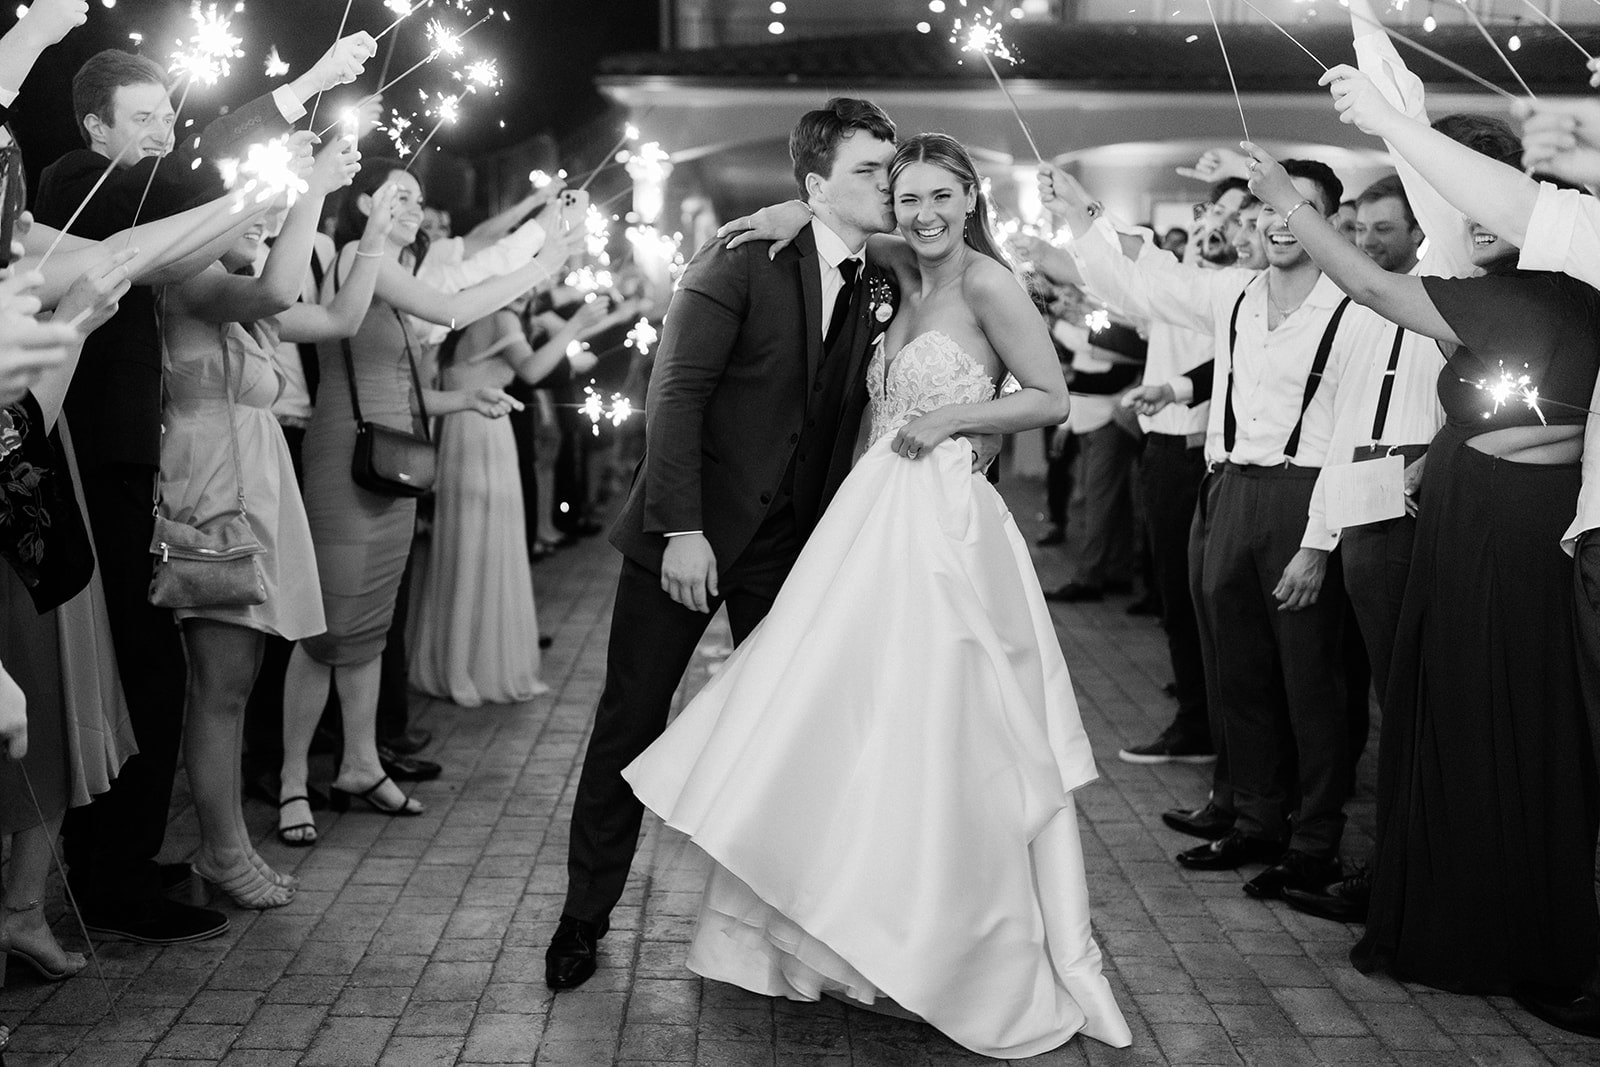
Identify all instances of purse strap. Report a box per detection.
[334,251,432,443]
[153,290,250,520]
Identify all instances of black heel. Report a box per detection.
[328,775,422,816]
[328,789,350,813]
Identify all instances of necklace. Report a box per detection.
[1267,276,1308,320]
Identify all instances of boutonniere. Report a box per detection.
[867,274,896,324]
[0,409,20,463]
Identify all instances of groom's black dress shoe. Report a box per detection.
[1282,866,1371,922]
[1514,985,1600,1038]
[546,916,604,990]
[1175,830,1282,871]
[1162,802,1234,841]
[1242,849,1341,900]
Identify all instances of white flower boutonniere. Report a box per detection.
[867,273,896,325]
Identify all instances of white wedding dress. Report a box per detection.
[623,331,1131,1059]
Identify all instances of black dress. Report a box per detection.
[1353,268,1600,994]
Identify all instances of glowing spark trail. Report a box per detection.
[951,3,1043,164]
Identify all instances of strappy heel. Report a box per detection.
[191,859,295,910]
[0,901,87,981]
[329,775,423,816]
[277,794,318,847]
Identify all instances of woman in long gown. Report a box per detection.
[624,134,1131,1060]
[409,295,631,705]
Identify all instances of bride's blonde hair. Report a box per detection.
[889,133,1013,272]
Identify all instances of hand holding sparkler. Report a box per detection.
[1321,64,1406,139]
[14,0,88,49]
[1176,147,1252,184]
[0,272,76,406]
[295,32,378,101]
[308,133,363,198]
[1239,141,1301,215]
[52,247,135,336]
[357,182,402,254]
[1518,98,1600,185]
[1035,162,1100,236]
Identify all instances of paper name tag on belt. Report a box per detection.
[1323,454,1405,529]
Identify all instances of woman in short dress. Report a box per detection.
[277,159,577,844]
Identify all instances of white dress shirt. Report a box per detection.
[1070,231,1377,550]
[1521,182,1600,552]
[1119,238,1213,438]
[809,217,864,343]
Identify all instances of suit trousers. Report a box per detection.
[1573,529,1600,806]
[1338,445,1426,712]
[1140,435,1208,743]
[563,509,803,928]
[62,463,188,914]
[1071,422,1137,586]
[1189,470,1232,814]
[1201,463,1350,856]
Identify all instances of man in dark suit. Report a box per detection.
[31,37,373,946]
[546,97,905,989]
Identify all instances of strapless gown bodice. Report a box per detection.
[866,330,996,446]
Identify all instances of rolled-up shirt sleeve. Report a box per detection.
[1519,182,1600,292]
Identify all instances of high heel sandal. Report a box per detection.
[191,859,295,910]
[250,851,297,890]
[276,794,318,847]
[329,775,423,816]
[0,901,87,981]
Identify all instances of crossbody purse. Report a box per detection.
[345,308,436,498]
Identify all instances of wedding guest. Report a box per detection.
[31,34,374,945]
[278,158,575,845]
[1307,66,1600,1037]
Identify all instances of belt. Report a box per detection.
[1220,461,1321,481]
[1147,431,1206,450]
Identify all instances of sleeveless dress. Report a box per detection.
[299,299,420,665]
[624,331,1131,1059]
[408,322,548,705]
[159,314,324,640]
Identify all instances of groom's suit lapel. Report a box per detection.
[793,224,824,393]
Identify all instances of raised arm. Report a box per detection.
[1323,65,1538,250]
[379,230,576,328]
[0,0,86,101]
[1243,140,1457,343]
[276,184,397,344]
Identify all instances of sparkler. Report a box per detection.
[35,137,141,272]
[264,45,290,78]
[951,3,1044,165]
[1516,0,1595,62]
[578,383,637,435]
[403,92,461,169]
[625,317,658,356]
[1453,0,1538,99]
[1345,7,1522,102]
[167,2,244,88]
[1200,0,1251,142]
[222,134,312,209]
[319,10,494,138]
[1467,363,1546,423]
[1232,0,1331,70]
[578,122,641,193]
[307,0,356,130]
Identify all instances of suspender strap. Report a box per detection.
[1369,324,1407,443]
[1283,295,1352,460]
[1222,288,1247,453]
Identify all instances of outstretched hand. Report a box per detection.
[307,32,377,94]
[1035,163,1100,236]
[1518,98,1600,186]
[1121,383,1176,417]
[717,200,812,258]
[1176,147,1251,184]
[17,0,88,48]
[1320,64,1403,137]
[1239,141,1299,213]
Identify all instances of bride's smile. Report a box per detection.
[893,161,975,259]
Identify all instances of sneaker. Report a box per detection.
[1119,728,1216,764]
[82,899,228,945]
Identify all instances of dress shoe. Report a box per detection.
[1514,985,1600,1038]
[1044,581,1104,603]
[1162,802,1235,840]
[377,746,442,782]
[159,862,194,895]
[81,898,229,945]
[1176,830,1282,871]
[1035,524,1065,546]
[546,916,604,989]
[1120,727,1216,765]
[380,729,433,756]
[1242,849,1342,900]
[1282,866,1371,922]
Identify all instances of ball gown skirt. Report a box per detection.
[624,435,1132,1059]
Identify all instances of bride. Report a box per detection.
[623,133,1130,1059]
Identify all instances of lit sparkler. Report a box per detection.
[625,318,658,356]
[168,2,245,88]
[264,45,290,78]
[1085,308,1112,333]
[950,2,1043,164]
[1468,363,1547,424]
[579,383,637,435]
[457,58,501,92]
[404,92,461,169]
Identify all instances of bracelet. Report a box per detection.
[353,248,384,259]
[1283,199,1316,226]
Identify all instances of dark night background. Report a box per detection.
[6,0,661,199]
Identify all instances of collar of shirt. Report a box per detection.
[810,216,863,273]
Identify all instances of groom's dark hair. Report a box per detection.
[790,97,896,200]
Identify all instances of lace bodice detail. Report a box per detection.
[867,331,996,446]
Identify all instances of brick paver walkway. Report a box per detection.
[5,478,1600,1065]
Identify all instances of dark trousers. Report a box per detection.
[1043,427,1076,529]
[1339,446,1426,710]
[1201,464,1350,856]
[377,549,414,743]
[1574,530,1600,809]
[1072,422,1137,586]
[1140,435,1208,743]
[1188,471,1231,814]
[62,463,188,913]
[563,513,803,927]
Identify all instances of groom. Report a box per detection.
[546,97,903,989]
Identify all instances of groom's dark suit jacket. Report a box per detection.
[610,223,889,575]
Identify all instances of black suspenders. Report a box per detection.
[1368,324,1407,443]
[1222,283,1352,460]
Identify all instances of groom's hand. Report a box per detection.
[662,533,720,613]
[965,432,1003,473]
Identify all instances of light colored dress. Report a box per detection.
[159,313,324,641]
[408,319,548,705]
[624,331,1131,1059]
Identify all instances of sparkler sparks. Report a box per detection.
[224,135,311,208]
[1085,308,1112,333]
[944,2,1042,163]
[169,2,245,87]
[579,384,636,435]
[458,58,502,92]
[263,45,290,78]
[425,18,465,58]
[1468,363,1548,424]
[625,318,659,356]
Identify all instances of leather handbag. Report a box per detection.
[345,311,435,497]
[149,324,267,609]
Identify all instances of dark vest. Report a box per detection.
[774,277,865,532]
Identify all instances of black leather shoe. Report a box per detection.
[159,862,194,895]
[1044,581,1104,603]
[380,729,432,756]
[546,916,603,989]
[378,747,442,782]
[1514,986,1600,1038]
[1282,867,1371,922]
[1176,830,1282,871]
[1162,802,1235,840]
[1243,849,1342,900]
[82,898,229,945]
